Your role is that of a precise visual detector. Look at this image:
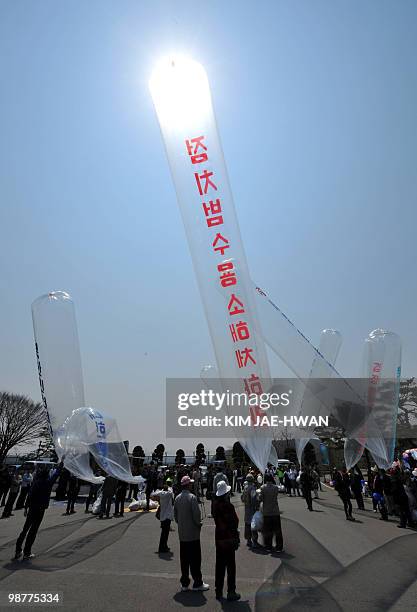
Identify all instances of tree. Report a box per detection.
[131,445,145,470]
[232,441,250,465]
[398,378,417,428]
[152,443,165,463]
[175,449,185,465]
[132,445,145,458]
[195,443,206,465]
[24,426,57,462]
[0,392,48,461]
[284,445,298,465]
[215,445,226,461]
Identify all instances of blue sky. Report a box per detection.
[1,1,416,453]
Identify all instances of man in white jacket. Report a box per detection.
[152,477,174,553]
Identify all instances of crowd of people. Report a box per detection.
[331,463,417,527]
[1,455,416,599]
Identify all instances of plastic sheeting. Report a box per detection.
[60,407,144,484]
[268,444,279,467]
[151,57,272,471]
[344,438,366,471]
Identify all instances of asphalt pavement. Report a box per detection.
[0,486,416,611]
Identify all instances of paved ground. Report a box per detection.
[0,486,416,611]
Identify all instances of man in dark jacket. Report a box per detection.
[373,469,388,520]
[14,461,63,560]
[0,465,12,506]
[259,474,284,552]
[98,475,118,519]
[350,468,365,510]
[114,479,128,517]
[212,480,240,602]
[300,467,313,511]
[334,469,355,521]
[65,475,80,515]
[144,464,156,511]
[391,468,412,528]
[2,471,21,518]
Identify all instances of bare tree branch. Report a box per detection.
[0,392,48,461]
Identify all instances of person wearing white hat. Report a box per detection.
[173,475,209,592]
[212,480,240,602]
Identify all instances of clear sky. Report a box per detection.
[1,1,416,454]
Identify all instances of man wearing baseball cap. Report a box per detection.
[174,475,209,592]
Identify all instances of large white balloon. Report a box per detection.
[151,57,272,471]
[295,329,342,464]
[360,329,401,468]
[32,291,140,483]
[32,291,99,482]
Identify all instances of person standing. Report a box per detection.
[144,463,156,511]
[372,469,388,520]
[152,477,174,553]
[241,474,259,548]
[0,465,12,507]
[383,469,394,515]
[311,467,320,499]
[391,467,412,528]
[114,479,128,517]
[127,466,139,501]
[334,469,355,521]
[65,475,80,515]
[211,467,229,515]
[174,475,209,592]
[98,475,118,519]
[288,466,297,496]
[206,465,214,500]
[300,467,314,511]
[14,462,63,560]
[350,468,365,510]
[235,466,243,493]
[212,480,241,602]
[284,468,292,496]
[2,471,21,518]
[15,470,33,510]
[259,474,284,553]
[192,465,201,499]
[85,479,100,513]
[213,467,229,491]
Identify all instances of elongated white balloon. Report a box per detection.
[361,329,401,468]
[295,329,342,464]
[151,56,272,470]
[200,364,271,471]
[32,291,85,434]
[253,284,388,445]
[344,438,365,471]
[32,292,138,483]
[31,291,97,481]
